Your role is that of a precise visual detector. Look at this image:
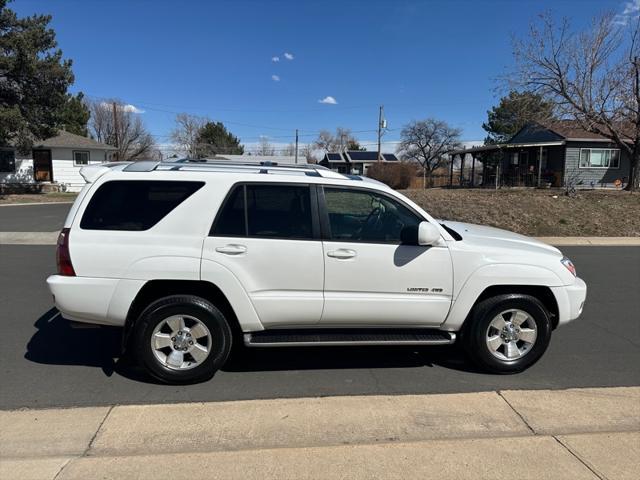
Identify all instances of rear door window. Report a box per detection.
[80,180,204,231]
[212,183,313,239]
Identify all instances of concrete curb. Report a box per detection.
[537,236,640,246]
[0,231,59,245]
[0,201,74,207]
[1,231,638,246]
[1,387,638,479]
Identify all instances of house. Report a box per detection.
[449,121,633,188]
[319,151,399,175]
[0,130,117,193]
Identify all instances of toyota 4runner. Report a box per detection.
[47,160,587,383]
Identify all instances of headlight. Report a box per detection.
[561,257,576,277]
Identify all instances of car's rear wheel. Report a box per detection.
[134,295,232,384]
[462,294,552,374]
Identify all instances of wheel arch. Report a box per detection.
[469,285,559,329]
[123,279,243,351]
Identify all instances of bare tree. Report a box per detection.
[170,113,206,158]
[313,127,361,153]
[511,12,640,190]
[281,143,296,156]
[301,144,317,163]
[89,100,154,161]
[256,136,275,156]
[397,119,462,186]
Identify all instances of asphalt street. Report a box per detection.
[0,203,71,232]
[1,241,639,409]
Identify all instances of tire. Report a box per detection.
[133,295,233,384]
[462,294,552,374]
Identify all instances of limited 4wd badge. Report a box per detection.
[407,287,444,293]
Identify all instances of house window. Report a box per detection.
[0,149,16,172]
[579,148,620,169]
[73,150,90,166]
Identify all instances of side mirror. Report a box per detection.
[400,221,441,246]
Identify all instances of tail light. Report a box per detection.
[56,228,76,276]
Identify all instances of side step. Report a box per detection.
[244,328,456,347]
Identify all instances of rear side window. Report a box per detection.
[212,184,313,239]
[80,180,204,231]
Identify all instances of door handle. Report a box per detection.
[327,249,357,259]
[215,244,247,255]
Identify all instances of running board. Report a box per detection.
[244,328,456,347]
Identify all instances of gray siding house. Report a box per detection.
[449,121,632,188]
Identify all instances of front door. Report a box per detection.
[320,186,453,327]
[202,182,324,328]
[33,150,53,182]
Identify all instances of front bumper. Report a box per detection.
[551,276,587,327]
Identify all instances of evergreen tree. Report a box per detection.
[196,122,244,156]
[482,91,554,144]
[0,0,75,151]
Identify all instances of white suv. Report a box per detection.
[47,160,586,383]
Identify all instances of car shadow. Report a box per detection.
[222,343,484,374]
[25,308,485,383]
[24,307,142,379]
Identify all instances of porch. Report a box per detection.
[448,142,566,188]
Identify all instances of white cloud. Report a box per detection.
[284,52,294,60]
[318,96,337,105]
[271,74,280,82]
[100,102,144,114]
[272,56,280,62]
[623,0,640,15]
[615,0,640,25]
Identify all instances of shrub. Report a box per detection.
[366,162,418,189]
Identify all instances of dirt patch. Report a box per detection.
[402,188,640,237]
[0,193,78,205]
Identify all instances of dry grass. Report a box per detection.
[0,192,78,204]
[402,188,640,237]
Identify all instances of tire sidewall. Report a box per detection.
[466,295,552,373]
[135,296,232,384]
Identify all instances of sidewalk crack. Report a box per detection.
[553,435,608,480]
[52,405,115,480]
[496,390,536,435]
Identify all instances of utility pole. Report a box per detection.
[112,102,119,160]
[295,129,299,164]
[377,105,384,161]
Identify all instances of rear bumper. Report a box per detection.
[46,275,144,326]
[551,277,587,327]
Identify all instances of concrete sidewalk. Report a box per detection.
[2,387,638,479]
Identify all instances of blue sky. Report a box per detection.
[13,0,634,152]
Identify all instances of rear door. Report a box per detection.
[319,186,453,326]
[201,182,324,328]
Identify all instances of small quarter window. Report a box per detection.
[81,180,204,231]
[212,185,246,236]
[73,150,90,166]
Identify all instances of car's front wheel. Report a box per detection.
[463,294,552,374]
[134,295,232,384]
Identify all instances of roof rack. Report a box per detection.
[118,159,370,181]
